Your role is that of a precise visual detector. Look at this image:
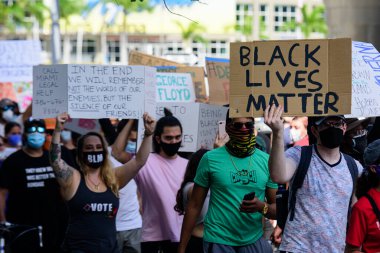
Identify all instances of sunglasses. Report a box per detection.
[1,105,15,111]
[232,121,254,129]
[26,126,46,134]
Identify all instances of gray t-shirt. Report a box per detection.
[183,182,210,225]
[280,146,363,253]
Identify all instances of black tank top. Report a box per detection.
[64,174,119,253]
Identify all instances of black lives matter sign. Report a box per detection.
[229,38,352,117]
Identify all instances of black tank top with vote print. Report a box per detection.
[63,174,119,253]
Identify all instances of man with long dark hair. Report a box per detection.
[135,108,188,253]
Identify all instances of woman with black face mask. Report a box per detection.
[49,112,155,253]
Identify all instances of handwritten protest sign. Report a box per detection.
[64,118,101,135]
[157,66,207,102]
[137,103,228,152]
[230,38,352,117]
[156,73,195,102]
[0,40,42,82]
[348,41,380,117]
[206,57,230,105]
[129,50,186,67]
[32,64,156,119]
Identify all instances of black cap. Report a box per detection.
[309,115,346,126]
[24,118,46,130]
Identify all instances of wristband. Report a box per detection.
[144,131,153,136]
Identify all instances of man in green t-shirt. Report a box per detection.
[178,113,277,253]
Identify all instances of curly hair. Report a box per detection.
[77,132,119,197]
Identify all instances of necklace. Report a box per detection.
[86,175,100,190]
[229,154,253,174]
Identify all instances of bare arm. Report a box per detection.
[111,119,134,164]
[0,188,8,222]
[115,113,155,189]
[178,184,208,253]
[49,113,79,199]
[265,105,296,183]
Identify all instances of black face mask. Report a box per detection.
[319,127,344,149]
[83,151,105,169]
[160,141,181,157]
[352,135,367,154]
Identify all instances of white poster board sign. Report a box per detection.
[137,103,228,152]
[64,118,101,135]
[156,73,195,102]
[33,64,156,119]
[0,40,42,82]
[349,41,380,117]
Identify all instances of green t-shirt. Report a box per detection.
[194,146,277,246]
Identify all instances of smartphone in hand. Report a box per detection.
[243,192,256,201]
[218,120,226,136]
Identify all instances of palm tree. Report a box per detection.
[84,0,153,63]
[0,0,47,36]
[174,21,207,53]
[59,0,86,63]
[282,4,328,39]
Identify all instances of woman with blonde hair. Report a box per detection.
[49,112,155,253]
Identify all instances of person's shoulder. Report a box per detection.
[5,149,25,160]
[253,148,269,159]
[353,195,373,213]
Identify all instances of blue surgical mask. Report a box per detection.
[7,134,22,147]
[27,133,46,149]
[125,141,137,154]
[61,130,72,142]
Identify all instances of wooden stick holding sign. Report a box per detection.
[230,38,352,117]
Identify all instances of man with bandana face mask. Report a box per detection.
[0,118,73,252]
[265,105,364,253]
[135,108,188,253]
[178,110,277,253]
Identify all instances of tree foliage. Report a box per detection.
[282,5,328,38]
[0,0,47,32]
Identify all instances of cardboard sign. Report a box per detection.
[128,50,186,67]
[64,118,101,135]
[157,66,207,102]
[32,64,156,119]
[206,57,230,106]
[348,41,380,117]
[230,38,352,117]
[137,103,228,152]
[156,73,195,102]
[0,40,42,82]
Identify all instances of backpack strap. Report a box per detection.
[364,193,380,222]
[343,154,359,208]
[289,145,313,221]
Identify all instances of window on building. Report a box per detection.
[163,42,184,54]
[235,3,253,33]
[207,40,228,57]
[70,39,96,62]
[107,40,120,63]
[274,4,296,32]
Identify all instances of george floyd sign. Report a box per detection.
[229,38,352,117]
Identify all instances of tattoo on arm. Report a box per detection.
[49,143,73,181]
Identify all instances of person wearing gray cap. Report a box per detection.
[345,139,380,253]
[265,105,364,253]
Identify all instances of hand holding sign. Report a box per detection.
[143,112,155,136]
[56,112,70,131]
[264,104,284,134]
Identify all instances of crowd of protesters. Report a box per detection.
[0,97,379,253]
